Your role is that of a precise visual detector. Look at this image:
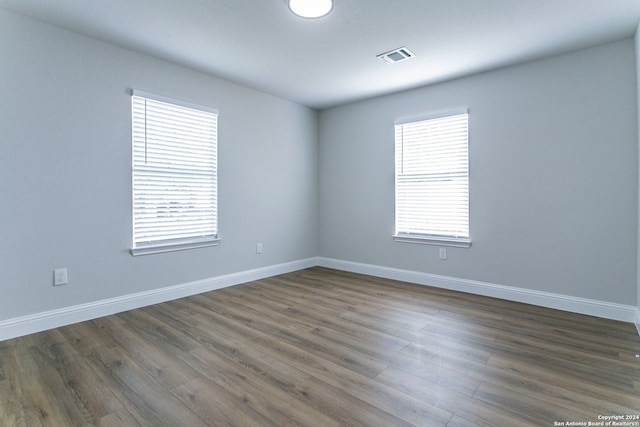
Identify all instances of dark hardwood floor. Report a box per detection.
[1,267,639,426]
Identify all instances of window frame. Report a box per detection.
[130,89,220,256]
[393,110,471,248]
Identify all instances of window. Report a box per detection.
[394,111,470,247]
[130,90,219,256]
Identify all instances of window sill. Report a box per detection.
[130,238,221,256]
[393,234,471,248]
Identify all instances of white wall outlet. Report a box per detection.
[256,243,263,254]
[54,268,68,286]
[439,248,447,260]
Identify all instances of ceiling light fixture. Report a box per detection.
[288,0,333,19]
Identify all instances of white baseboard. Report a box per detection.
[318,257,638,324]
[0,257,317,341]
[2,256,637,341]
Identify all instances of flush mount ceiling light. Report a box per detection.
[288,0,333,18]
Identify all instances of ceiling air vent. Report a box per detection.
[377,47,415,64]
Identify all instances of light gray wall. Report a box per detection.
[0,9,318,320]
[319,39,638,304]
[1,8,637,323]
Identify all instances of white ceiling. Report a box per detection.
[3,0,640,109]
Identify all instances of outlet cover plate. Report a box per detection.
[54,268,68,286]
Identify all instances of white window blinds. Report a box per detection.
[131,90,219,255]
[394,112,470,246]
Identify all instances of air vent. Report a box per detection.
[377,47,415,64]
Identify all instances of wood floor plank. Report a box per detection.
[182,347,338,427]
[487,352,640,412]
[245,329,452,426]
[88,315,202,390]
[0,377,31,427]
[0,368,71,427]
[385,352,481,397]
[472,381,594,424]
[0,335,71,427]
[201,334,311,389]
[284,304,412,351]
[446,415,483,427]
[56,321,117,356]
[28,339,124,424]
[429,308,624,360]
[307,324,404,363]
[1,356,74,426]
[210,291,318,335]
[419,312,639,390]
[376,365,539,427]
[293,376,416,427]
[173,377,275,427]
[168,297,265,344]
[82,344,209,426]
[0,266,638,426]
[115,308,201,354]
[394,343,639,417]
[96,408,141,427]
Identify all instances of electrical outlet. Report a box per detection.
[439,248,447,260]
[256,243,263,254]
[54,268,68,286]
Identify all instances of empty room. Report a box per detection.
[1,0,640,425]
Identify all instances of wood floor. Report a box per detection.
[1,267,639,426]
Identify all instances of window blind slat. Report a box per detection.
[395,112,469,240]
